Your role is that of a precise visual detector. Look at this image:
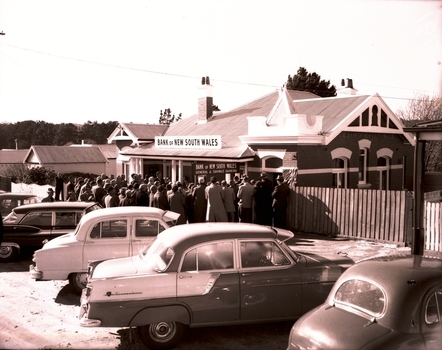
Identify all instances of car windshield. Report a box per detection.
[334,279,386,317]
[141,239,175,273]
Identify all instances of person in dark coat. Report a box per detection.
[253,172,273,226]
[54,173,64,201]
[136,184,150,206]
[154,185,169,210]
[192,178,207,223]
[41,188,55,202]
[272,174,290,228]
[168,185,187,225]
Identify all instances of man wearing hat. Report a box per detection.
[42,188,55,202]
[272,174,290,229]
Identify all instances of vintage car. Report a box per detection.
[0,192,39,217]
[1,201,101,262]
[30,206,180,293]
[79,222,354,350]
[287,255,442,350]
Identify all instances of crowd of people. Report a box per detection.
[50,171,291,229]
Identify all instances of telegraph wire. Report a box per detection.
[1,42,440,103]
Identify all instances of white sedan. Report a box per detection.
[30,206,180,293]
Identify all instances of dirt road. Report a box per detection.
[0,234,411,350]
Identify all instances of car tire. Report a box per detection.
[138,321,184,350]
[0,245,19,262]
[68,272,88,294]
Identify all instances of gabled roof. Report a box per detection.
[24,146,107,165]
[90,144,119,159]
[0,150,28,164]
[122,90,318,160]
[294,95,371,133]
[107,123,168,145]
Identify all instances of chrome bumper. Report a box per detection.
[79,290,101,327]
[29,264,43,280]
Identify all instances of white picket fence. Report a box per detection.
[424,195,442,253]
[11,183,56,201]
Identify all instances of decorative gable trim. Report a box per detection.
[324,94,415,146]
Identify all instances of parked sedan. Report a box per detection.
[79,222,354,350]
[0,192,39,217]
[1,201,101,262]
[287,255,442,350]
[30,206,180,293]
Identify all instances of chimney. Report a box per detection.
[338,78,358,95]
[197,76,213,123]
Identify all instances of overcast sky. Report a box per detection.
[0,0,441,125]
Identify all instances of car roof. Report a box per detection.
[339,255,442,290]
[158,222,282,250]
[79,206,169,222]
[12,201,97,213]
[0,193,38,199]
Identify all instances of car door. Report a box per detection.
[177,240,240,325]
[82,217,131,270]
[14,210,53,246]
[130,218,168,256]
[239,240,303,321]
[422,286,442,348]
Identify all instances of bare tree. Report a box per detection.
[397,93,442,172]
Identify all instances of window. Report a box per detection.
[377,157,390,190]
[55,212,76,227]
[334,279,386,317]
[89,220,128,239]
[240,241,290,268]
[135,220,166,237]
[20,212,52,226]
[426,289,442,324]
[332,157,348,189]
[358,139,371,188]
[181,241,234,272]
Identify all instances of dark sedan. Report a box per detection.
[1,201,101,262]
[287,255,442,350]
[80,222,354,350]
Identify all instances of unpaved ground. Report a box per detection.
[0,234,411,350]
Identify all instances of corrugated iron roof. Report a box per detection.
[0,150,28,164]
[91,144,119,159]
[122,123,168,140]
[26,146,107,164]
[294,95,370,133]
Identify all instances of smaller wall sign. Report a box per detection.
[193,162,239,177]
[155,135,222,150]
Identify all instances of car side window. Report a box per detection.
[20,212,52,226]
[426,289,442,324]
[181,242,234,272]
[135,220,167,237]
[89,220,128,239]
[240,241,290,268]
[55,212,76,227]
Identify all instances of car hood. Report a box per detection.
[290,305,391,349]
[42,232,77,247]
[90,254,156,280]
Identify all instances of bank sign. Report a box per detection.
[155,135,222,150]
[193,162,239,176]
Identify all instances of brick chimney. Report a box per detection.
[338,78,358,95]
[197,76,213,123]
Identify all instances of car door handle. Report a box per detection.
[179,275,192,279]
[241,273,252,276]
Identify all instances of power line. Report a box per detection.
[1,42,440,103]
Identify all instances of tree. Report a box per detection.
[159,109,182,125]
[286,67,336,97]
[79,121,118,144]
[397,93,442,172]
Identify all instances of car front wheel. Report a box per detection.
[0,245,19,262]
[138,321,184,350]
[68,272,88,294]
